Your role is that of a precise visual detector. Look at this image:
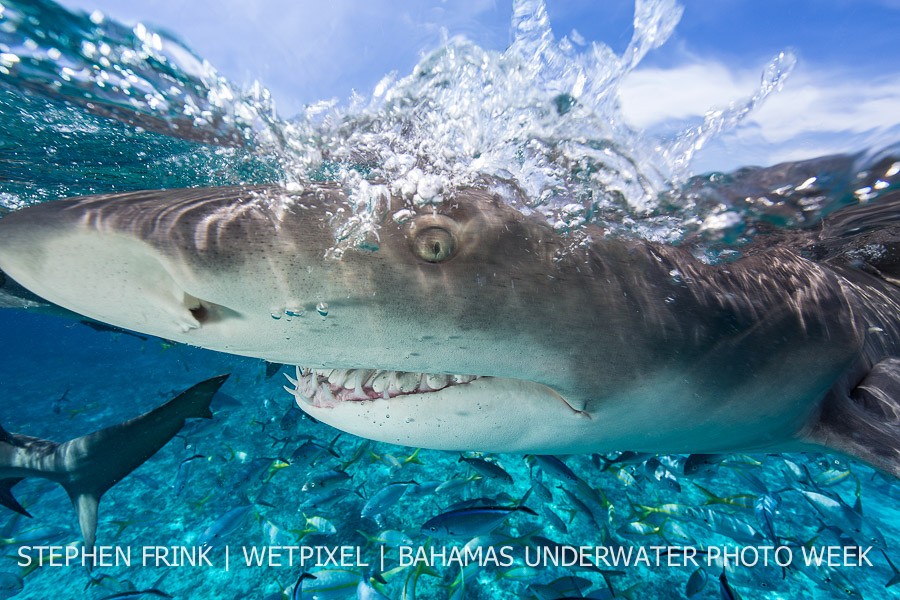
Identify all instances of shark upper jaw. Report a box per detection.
[285,366,482,407]
[285,365,586,413]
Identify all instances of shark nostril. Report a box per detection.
[189,303,209,323]
[183,292,240,327]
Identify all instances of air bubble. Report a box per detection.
[393,209,414,223]
[316,302,329,316]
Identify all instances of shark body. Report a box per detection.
[0,184,897,476]
[0,375,228,553]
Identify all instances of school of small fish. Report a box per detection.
[0,334,898,599]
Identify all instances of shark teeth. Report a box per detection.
[284,366,479,408]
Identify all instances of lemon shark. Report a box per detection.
[0,184,898,477]
[0,374,228,557]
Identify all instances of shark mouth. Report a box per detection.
[284,366,481,408]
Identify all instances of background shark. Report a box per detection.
[0,374,228,556]
[0,184,897,478]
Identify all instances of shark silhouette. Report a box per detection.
[0,375,229,555]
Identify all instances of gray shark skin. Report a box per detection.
[0,375,228,556]
[0,184,898,477]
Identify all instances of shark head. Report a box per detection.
[0,184,882,458]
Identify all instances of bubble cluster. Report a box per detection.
[3,0,880,260]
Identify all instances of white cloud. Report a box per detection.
[618,59,900,171]
[740,76,900,143]
[618,62,748,128]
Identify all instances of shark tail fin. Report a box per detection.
[808,358,900,479]
[0,478,31,518]
[57,374,229,562]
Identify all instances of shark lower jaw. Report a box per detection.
[284,366,482,408]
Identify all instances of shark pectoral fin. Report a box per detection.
[0,478,32,518]
[67,491,99,561]
[165,374,227,421]
[808,358,900,478]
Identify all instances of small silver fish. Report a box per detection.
[197,505,252,546]
[459,456,513,484]
[361,481,418,526]
[422,505,536,539]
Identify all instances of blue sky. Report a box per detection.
[58,0,900,172]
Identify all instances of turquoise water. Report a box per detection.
[1,0,899,598]
[2,309,899,599]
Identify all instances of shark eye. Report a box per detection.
[414,227,456,263]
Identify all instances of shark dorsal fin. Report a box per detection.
[808,358,900,478]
